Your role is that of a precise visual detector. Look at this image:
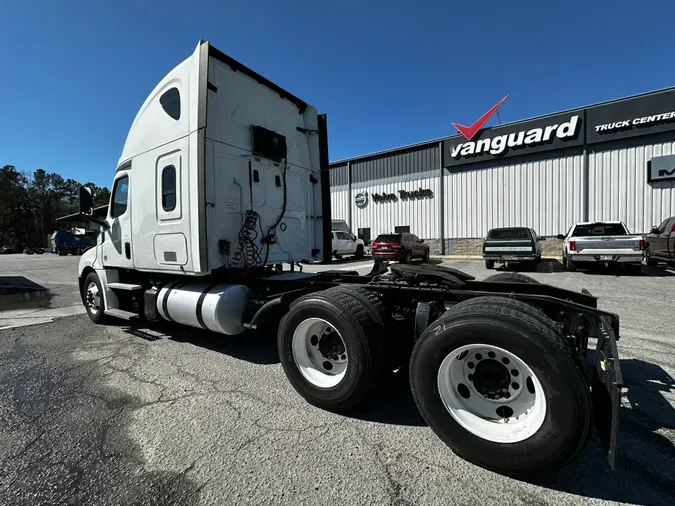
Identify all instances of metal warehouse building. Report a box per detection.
[328,87,675,256]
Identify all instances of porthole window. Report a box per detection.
[160,87,181,120]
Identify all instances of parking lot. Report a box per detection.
[1,253,674,506]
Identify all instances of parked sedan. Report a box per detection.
[482,227,544,270]
[371,232,430,263]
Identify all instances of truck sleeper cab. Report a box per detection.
[77,40,623,480]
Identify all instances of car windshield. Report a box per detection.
[374,234,400,243]
[487,228,531,240]
[572,224,627,236]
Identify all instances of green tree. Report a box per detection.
[1,164,112,247]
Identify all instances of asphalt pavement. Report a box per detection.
[1,254,674,505]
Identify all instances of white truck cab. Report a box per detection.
[73,41,625,479]
[77,40,329,326]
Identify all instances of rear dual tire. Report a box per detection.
[277,286,387,412]
[409,296,592,478]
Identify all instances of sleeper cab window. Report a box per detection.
[162,165,176,212]
[160,87,181,120]
[111,176,129,218]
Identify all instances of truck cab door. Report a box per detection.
[668,219,675,258]
[331,232,338,255]
[651,218,670,257]
[660,218,675,257]
[336,232,351,254]
[102,171,134,269]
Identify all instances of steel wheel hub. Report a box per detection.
[437,344,547,443]
[85,282,101,315]
[292,318,348,388]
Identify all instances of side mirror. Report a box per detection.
[538,236,546,241]
[650,226,659,234]
[79,186,109,230]
[556,234,565,240]
[418,239,424,243]
[79,186,94,215]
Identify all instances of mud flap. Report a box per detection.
[591,316,623,470]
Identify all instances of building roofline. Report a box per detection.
[329,85,675,166]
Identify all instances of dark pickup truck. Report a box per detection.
[482,227,544,270]
[644,216,675,267]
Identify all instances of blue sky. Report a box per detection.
[3,0,675,188]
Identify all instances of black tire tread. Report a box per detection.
[483,272,540,284]
[323,285,387,328]
[412,296,593,476]
[83,271,110,325]
[280,286,386,412]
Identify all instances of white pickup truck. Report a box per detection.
[558,221,645,272]
[331,230,365,259]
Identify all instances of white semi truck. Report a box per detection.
[76,40,623,478]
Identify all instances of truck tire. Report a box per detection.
[565,255,576,272]
[82,272,110,325]
[409,296,592,478]
[645,247,658,267]
[484,260,495,269]
[483,272,539,284]
[355,245,364,259]
[278,286,386,413]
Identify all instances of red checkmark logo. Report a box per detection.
[453,95,509,142]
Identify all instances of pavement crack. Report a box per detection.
[351,425,414,506]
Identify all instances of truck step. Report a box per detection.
[104,308,139,320]
[107,282,143,291]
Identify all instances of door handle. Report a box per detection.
[125,242,131,259]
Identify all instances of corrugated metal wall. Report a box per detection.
[351,176,441,240]
[330,134,675,243]
[444,155,584,238]
[589,140,675,234]
[330,189,350,222]
[350,144,439,183]
[329,163,349,187]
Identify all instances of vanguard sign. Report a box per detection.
[449,115,581,160]
[443,110,584,168]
